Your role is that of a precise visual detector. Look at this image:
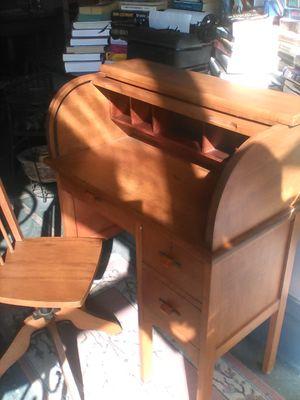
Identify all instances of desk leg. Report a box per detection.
[196,338,215,400]
[136,223,153,382]
[263,216,299,374]
[196,262,216,400]
[139,319,153,382]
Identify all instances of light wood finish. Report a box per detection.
[0,315,48,378]
[0,180,23,242]
[142,226,205,306]
[55,308,121,334]
[47,59,300,400]
[196,260,217,400]
[0,219,14,253]
[47,136,218,249]
[142,264,201,346]
[47,74,125,158]
[101,59,300,126]
[93,75,269,137]
[57,176,78,237]
[58,176,134,235]
[135,224,153,382]
[57,176,121,239]
[213,221,291,348]
[0,237,102,308]
[215,300,280,359]
[0,179,122,397]
[207,124,300,250]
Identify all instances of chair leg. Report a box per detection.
[55,307,122,335]
[47,322,82,400]
[0,315,49,378]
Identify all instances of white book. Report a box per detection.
[71,29,111,37]
[110,38,127,45]
[121,4,159,10]
[66,45,106,53]
[64,61,102,73]
[73,20,111,30]
[63,53,102,62]
[164,9,210,25]
[70,38,109,46]
[279,41,300,57]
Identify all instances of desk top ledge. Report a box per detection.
[99,59,300,127]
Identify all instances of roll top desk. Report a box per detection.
[47,59,300,400]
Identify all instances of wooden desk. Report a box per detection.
[47,59,300,400]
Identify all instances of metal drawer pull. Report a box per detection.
[159,298,180,316]
[159,251,181,269]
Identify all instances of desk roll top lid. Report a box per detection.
[47,59,300,254]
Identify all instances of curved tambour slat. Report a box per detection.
[207,124,300,251]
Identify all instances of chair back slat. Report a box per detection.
[0,180,23,244]
[0,219,14,252]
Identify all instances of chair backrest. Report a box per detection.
[0,180,23,265]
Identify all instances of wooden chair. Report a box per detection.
[0,179,121,399]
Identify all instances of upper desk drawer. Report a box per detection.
[142,226,205,305]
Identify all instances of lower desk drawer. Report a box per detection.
[142,264,201,352]
[142,227,205,304]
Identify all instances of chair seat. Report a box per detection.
[0,237,102,308]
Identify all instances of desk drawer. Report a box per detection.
[142,227,204,303]
[142,264,201,349]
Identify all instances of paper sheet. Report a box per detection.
[149,10,192,33]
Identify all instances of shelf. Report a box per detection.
[112,115,225,171]
[101,89,243,171]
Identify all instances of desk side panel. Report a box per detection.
[207,124,300,251]
[47,74,125,158]
[212,220,290,352]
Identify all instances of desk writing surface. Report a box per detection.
[50,136,218,248]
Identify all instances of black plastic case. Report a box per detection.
[127,27,212,69]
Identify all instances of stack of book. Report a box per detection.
[118,0,168,11]
[282,64,300,94]
[105,38,128,62]
[170,0,203,12]
[278,17,300,69]
[110,9,149,40]
[77,1,118,21]
[283,0,300,18]
[63,3,115,74]
[210,16,278,88]
[107,7,150,61]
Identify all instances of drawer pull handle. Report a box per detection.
[159,251,181,269]
[159,298,180,316]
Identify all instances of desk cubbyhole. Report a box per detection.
[202,123,247,162]
[108,92,131,123]
[151,106,203,149]
[130,99,153,133]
